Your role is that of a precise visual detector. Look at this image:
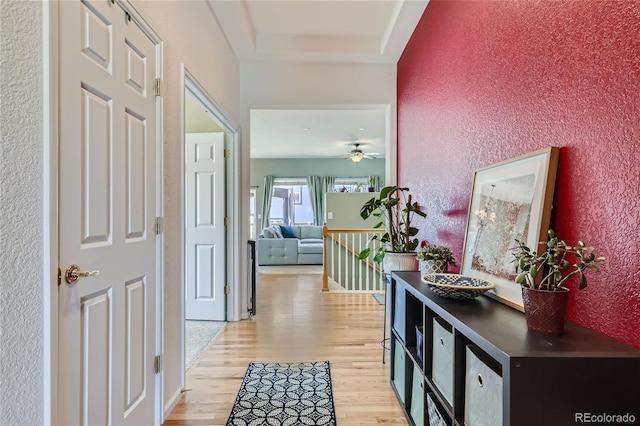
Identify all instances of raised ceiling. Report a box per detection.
[207,0,429,64]
[207,0,429,158]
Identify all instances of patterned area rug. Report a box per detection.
[226,361,336,426]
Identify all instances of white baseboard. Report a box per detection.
[163,387,184,422]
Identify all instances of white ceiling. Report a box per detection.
[250,108,387,159]
[207,0,429,158]
[185,94,224,134]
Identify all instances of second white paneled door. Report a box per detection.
[185,132,226,321]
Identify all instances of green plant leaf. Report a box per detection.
[579,273,588,289]
[358,248,370,260]
[373,250,385,264]
[379,186,397,199]
[518,258,526,270]
[554,270,562,282]
[515,272,528,284]
[413,209,427,218]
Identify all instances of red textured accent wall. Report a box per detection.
[398,0,640,348]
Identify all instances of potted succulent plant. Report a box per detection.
[416,242,456,276]
[358,185,427,274]
[512,229,605,335]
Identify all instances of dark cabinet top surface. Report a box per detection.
[392,271,640,362]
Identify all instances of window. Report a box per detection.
[269,178,314,226]
[332,177,369,193]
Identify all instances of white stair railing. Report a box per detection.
[322,225,385,292]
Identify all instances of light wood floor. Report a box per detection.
[164,271,408,425]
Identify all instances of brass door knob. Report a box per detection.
[65,264,100,284]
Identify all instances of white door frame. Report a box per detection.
[250,187,258,240]
[179,66,241,385]
[44,1,164,423]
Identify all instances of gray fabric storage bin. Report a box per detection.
[464,345,503,426]
[432,317,454,405]
[393,338,406,404]
[393,283,406,342]
[416,324,424,364]
[427,392,447,426]
[410,363,424,426]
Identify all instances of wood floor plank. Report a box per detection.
[165,272,407,425]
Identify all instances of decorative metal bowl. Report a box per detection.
[421,273,496,300]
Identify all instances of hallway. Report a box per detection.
[164,272,407,425]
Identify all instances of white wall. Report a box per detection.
[241,61,397,107]
[0,1,242,423]
[325,192,381,230]
[130,0,241,417]
[0,1,45,424]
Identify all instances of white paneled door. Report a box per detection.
[58,1,159,424]
[185,133,226,321]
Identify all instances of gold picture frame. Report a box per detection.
[460,147,560,311]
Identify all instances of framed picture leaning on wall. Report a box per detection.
[460,147,560,310]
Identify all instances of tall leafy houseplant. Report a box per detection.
[511,229,605,335]
[358,186,427,265]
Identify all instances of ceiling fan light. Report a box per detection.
[350,152,364,163]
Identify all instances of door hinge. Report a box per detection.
[154,78,161,96]
[154,217,163,235]
[224,149,231,159]
[224,285,230,295]
[154,355,162,374]
[224,217,231,226]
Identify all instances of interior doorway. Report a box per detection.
[181,69,237,379]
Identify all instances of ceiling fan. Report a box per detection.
[348,143,378,163]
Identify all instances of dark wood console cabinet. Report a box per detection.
[390,271,640,426]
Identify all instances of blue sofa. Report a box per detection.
[257,225,324,265]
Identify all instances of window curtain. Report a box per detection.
[368,175,382,191]
[260,175,274,231]
[307,176,335,226]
